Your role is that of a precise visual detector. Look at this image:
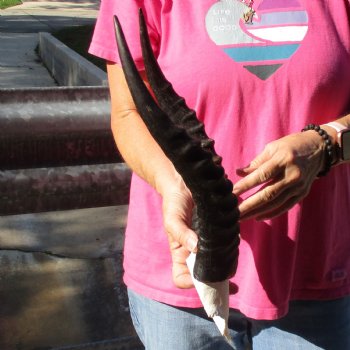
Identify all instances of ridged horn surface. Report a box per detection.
[114,13,240,283]
[138,10,222,166]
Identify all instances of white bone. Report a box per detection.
[186,252,233,345]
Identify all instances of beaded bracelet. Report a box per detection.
[301,123,334,177]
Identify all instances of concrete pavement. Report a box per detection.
[0,0,99,87]
[0,32,58,87]
[0,0,99,33]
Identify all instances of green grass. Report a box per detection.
[0,0,22,10]
[52,25,106,72]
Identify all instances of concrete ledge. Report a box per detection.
[0,206,144,349]
[0,250,141,349]
[0,205,128,258]
[39,32,108,87]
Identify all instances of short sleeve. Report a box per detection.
[89,0,161,69]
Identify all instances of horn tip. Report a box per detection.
[113,15,122,36]
[113,15,119,26]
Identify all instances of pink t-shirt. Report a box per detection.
[90,0,350,320]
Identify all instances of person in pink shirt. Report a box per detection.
[90,0,350,348]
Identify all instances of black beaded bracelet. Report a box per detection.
[301,123,334,177]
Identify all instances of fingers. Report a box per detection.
[234,157,282,196]
[233,134,321,221]
[235,149,272,178]
[234,156,287,220]
[168,236,194,288]
[162,186,198,252]
[172,263,194,289]
[165,215,198,253]
[253,195,302,221]
[165,212,197,288]
[166,220,197,288]
[162,186,197,288]
[176,227,198,253]
[238,186,301,221]
[236,165,312,221]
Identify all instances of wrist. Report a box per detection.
[301,124,335,177]
[154,167,189,198]
[322,121,350,165]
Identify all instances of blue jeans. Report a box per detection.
[128,289,350,350]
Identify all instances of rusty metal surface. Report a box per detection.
[0,87,122,169]
[0,87,110,131]
[0,163,132,215]
[0,130,120,170]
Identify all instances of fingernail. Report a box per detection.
[232,185,240,193]
[236,168,249,176]
[188,236,198,252]
[238,164,250,171]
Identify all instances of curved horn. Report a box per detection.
[138,9,222,166]
[114,14,240,283]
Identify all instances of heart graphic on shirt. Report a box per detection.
[205,0,309,80]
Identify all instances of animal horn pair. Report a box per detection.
[113,9,240,283]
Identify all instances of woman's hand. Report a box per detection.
[108,64,199,289]
[161,180,198,289]
[233,131,327,221]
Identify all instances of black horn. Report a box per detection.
[138,10,222,165]
[113,12,240,283]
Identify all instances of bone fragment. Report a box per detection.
[186,252,233,345]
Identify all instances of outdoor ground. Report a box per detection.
[1,0,104,71]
